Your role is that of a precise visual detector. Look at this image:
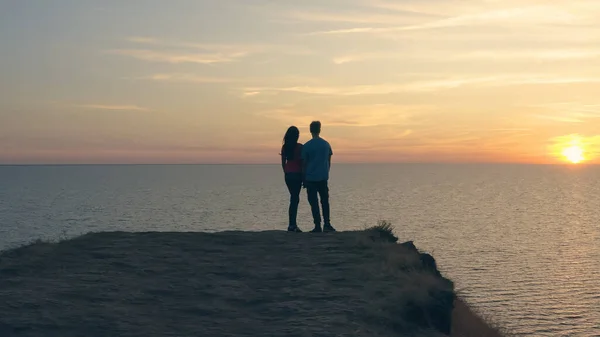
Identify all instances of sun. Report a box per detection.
[562,145,584,164]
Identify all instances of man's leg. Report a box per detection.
[305,181,322,231]
[318,181,335,232]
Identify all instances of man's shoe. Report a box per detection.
[310,226,323,233]
[323,224,336,232]
[287,226,302,233]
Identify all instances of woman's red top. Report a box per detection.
[282,143,303,173]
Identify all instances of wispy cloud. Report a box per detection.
[256,103,429,128]
[107,49,248,64]
[408,75,600,90]
[283,9,436,25]
[244,75,600,96]
[533,115,585,123]
[515,77,600,85]
[306,3,590,36]
[367,0,469,16]
[455,49,600,61]
[131,74,325,90]
[531,102,600,123]
[533,102,600,114]
[242,91,261,97]
[134,73,241,83]
[111,36,313,65]
[332,48,600,64]
[127,36,160,44]
[405,6,579,29]
[125,36,308,54]
[332,53,393,64]
[75,104,149,111]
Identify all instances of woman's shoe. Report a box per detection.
[287,226,303,233]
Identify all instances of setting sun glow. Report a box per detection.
[562,146,585,164]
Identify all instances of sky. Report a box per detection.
[1,0,600,164]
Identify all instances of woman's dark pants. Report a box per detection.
[285,173,303,229]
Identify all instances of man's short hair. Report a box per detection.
[310,121,321,134]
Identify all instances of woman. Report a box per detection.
[281,126,303,232]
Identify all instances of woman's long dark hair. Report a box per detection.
[282,126,300,161]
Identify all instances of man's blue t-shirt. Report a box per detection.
[301,137,333,182]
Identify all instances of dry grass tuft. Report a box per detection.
[366,220,399,243]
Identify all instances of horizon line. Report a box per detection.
[0,162,593,167]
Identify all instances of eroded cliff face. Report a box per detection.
[365,227,455,335]
[399,240,455,335]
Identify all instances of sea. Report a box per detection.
[0,164,599,336]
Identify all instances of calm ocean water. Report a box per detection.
[1,164,599,336]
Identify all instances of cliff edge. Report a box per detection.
[0,226,504,337]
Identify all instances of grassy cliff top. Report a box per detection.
[0,226,505,337]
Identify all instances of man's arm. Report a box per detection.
[328,144,333,172]
[301,145,308,183]
[302,162,307,180]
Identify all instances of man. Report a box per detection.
[301,121,336,233]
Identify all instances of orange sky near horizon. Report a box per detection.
[1,0,600,165]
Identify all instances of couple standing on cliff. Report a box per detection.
[281,121,336,233]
